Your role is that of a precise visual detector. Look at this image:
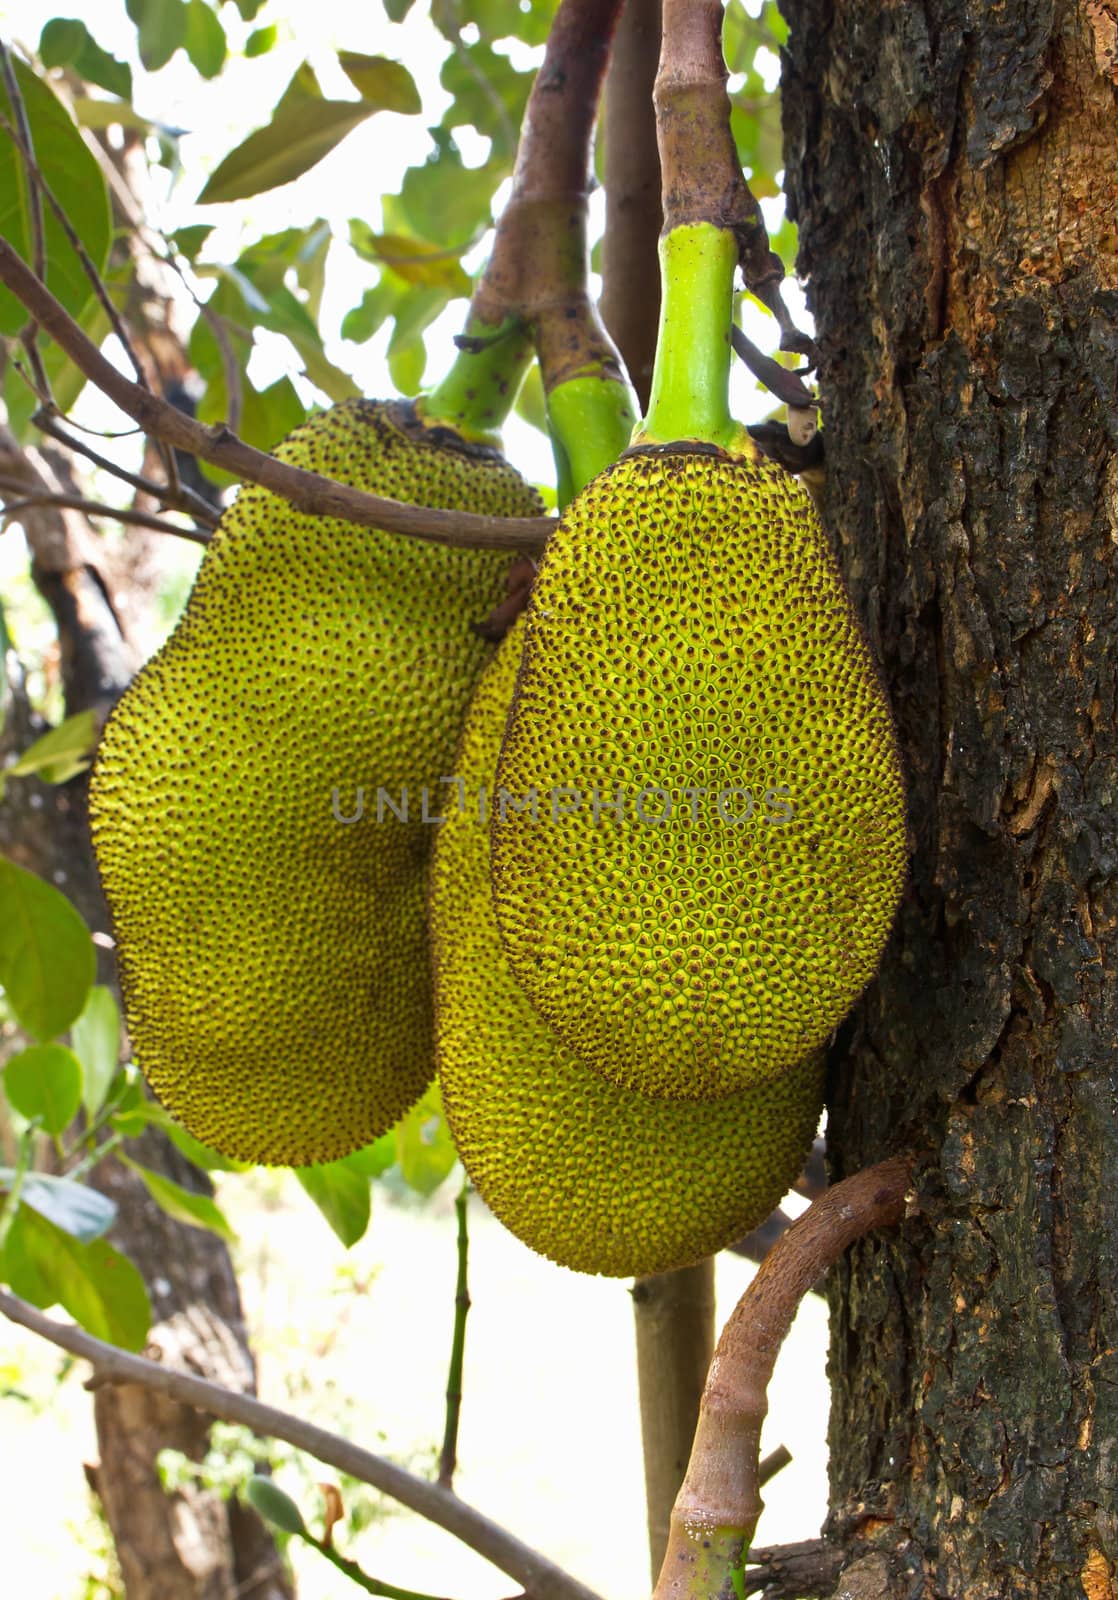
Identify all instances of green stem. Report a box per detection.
[64,1130,124,1185]
[314,1538,455,1600]
[546,372,636,505]
[419,317,533,447]
[635,222,746,450]
[438,1178,472,1488]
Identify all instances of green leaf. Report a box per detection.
[2,1205,150,1349]
[125,0,189,72]
[383,0,417,20]
[3,297,108,440]
[131,1099,251,1171]
[0,857,95,1041]
[342,1133,397,1179]
[396,137,503,251]
[71,986,121,1117]
[4,1044,83,1134]
[396,1083,457,1196]
[349,224,470,294]
[120,1157,236,1239]
[341,276,406,344]
[39,18,133,99]
[170,223,214,260]
[245,1476,308,1537]
[183,0,227,78]
[244,24,278,57]
[12,1171,116,1241]
[336,51,420,113]
[233,0,267,17]
[3,709,96,789]
[198,62,389,203]
[294,1160,371,1247]
[440,42,532,158]
[0,57,112,337]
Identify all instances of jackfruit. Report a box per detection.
[490,441,906,1102]
[431,618,825,1277]
[90,398,543,1166]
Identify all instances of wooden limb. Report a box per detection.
[652,1156,914,1599]
[0,1290,606,1600]
[600,0,663,408]
[0,483,212,544]
[632,1259,716,1580]
[0,239,551,552]
[742,1539,846,1597]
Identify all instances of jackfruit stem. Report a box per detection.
[547,372,637,506]
[633,223,746,452]
[420,317,534,448]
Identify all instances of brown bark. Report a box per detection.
[1,467,291,1599]
[781,0,1118,1592]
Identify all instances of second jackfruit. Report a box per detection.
[431,618,824,1277]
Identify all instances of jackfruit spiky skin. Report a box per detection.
[491,443,906,1102]
[431,619,825,1277]
[90,399,543,1166]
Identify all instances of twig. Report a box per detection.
[438,1180,472,1490]
[0,1289,605,1600]
[742,1539,846,1598]
[33,409,221,527]
[0,239,552,552]
[0,483,211,545]
[730,325,817,409]
[757,1445,792,1487]
[651,1156,914,1600]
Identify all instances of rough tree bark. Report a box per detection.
[0,451,292,1600]
[781,0,1118,1593]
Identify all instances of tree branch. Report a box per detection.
[0,483,212,544]
[652,1156,915,1599]
[0,1289,604,1600]
[0,239,552,553]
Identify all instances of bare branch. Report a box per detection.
[33,409,221,528]
[0,483,211,544]
[0,239,552,552]
[652,1156,914,1599]
[0,1288,604,1600]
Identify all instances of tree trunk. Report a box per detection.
[781,0,1118,1592]
[0,459,292,1600]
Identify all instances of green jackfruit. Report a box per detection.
[431,619,824,1277]
[491,442,906,1102]
[90,398,542,1166]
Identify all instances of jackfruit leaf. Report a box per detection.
[245,24,278,58]
[199,62,393,203]
[0,57,112,336]
[396,1084,457,1196]
[2,710,96,791]
[69,98,159,133]
[387,282,457,396]
[108,1072,150,1137]
[125,0,188,72]
[71,986,121,1117]
[233,0,266,19]
[295,1160,372,1248]
[384,0,417,21]
[39,18,133,99]
[396,138,503,252]
[193,366,306,488]
[341,1133,398,1179]
[336,51,420,114]
[439,42,532,158]
[10,1171,117,1241]
[349,222,470,294]
[119,1156,236,1239]
[4,1045,83,1134]
[170,223,214,261]
[2,1204,150,1349]
[0,857,95,1041]
[229,265,360,402]
[341,274,407,344]
[245,1476,308,1538]
[183,0,227,79]
[432,0,552,47]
